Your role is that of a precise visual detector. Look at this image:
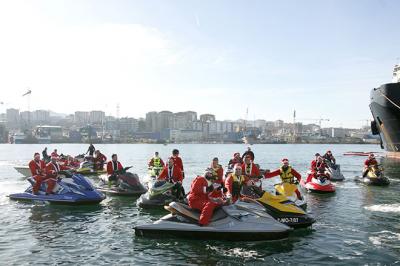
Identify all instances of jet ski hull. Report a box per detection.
[301,178,336,193]
[355,176,390,186]
[327,165,345,181]
[135,203,292,241]
[8,192,105,205]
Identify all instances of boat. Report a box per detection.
[370,63,400,158]
[14,166,31,177]
[8,172,106,204]
[355,165,390,186]
[274,182,307,210]
[241,185,314,228]
[134,201,292,241]
[97,167,147,196]
[301,173,336,193]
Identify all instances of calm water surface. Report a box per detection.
[0,144,399,265]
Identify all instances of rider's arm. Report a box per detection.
[291,168,302,181]
[263,169,280,179]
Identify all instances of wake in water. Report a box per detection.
[364,203,400,213]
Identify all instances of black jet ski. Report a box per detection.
[137,180,184,208]
[355,165,390,186]
[97,167,147,196]
[241,185,315,228]
[325,162,345,181]
[134,201,292,241]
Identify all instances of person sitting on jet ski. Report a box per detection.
[188,169,228,226]
[94,150,107,171]
[307,157,330,182]
[362,153,378,177]
[106,154,123,183]
[241,147,255,161]
[264,158,303,200]
[171,149,184,177]
[148,152,165,168]
[63,155,80,168]
[323,150,336,164]
[51,149,59,158]
[224,164,246,203]
[42,155,71,195]
[158,158,184,199]
[228,152,243,168]
[29,153,46,194]
[310,153,321,171]
[241,155,260,181]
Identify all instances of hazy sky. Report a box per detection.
[0,0,399,128]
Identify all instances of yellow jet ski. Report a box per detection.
[274,182,307,210]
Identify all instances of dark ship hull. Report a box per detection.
[370,82,400,156]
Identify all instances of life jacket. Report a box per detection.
[153,157,162,167]
[231,174,245,197]
[280,166,294,183]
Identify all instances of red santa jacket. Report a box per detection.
[29,159,46,176]
[158,166,183,183]
[211,163,224,184]
[241,162,260,179]
[107,161,123,175]
[171,156,184,171]
[187,176,209,204]
[45,162,69,179]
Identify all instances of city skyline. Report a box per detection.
[0,1,399,128]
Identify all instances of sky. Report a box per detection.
[0,0,399,128]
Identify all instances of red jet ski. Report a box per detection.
[301,172,336,193]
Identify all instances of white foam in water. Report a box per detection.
[369,231,400,247]
[364,203,400,213]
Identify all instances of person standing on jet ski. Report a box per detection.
[241,147,255,161]
[188,169,228,226]
[107,154,124,183]
[43,155,70,195]
[94,150,107,170]
[171,149,184,177]
[148,152,165,168]
[225,164,246,203]
[362,153,378,177]
[86,143,96,156]
[42,147,50,162]
[241,155,260,180]
[264,158,303,200]
[228,152,243,168]
[158,157,184,199]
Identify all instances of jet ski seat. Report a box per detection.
[167,202,227,223]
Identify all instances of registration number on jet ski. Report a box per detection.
[278,217,298,223]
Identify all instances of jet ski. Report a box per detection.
[97,167,147,196]
[355,165,390,186]
[301,173,336,193]
[8,171,106,204]
[325,162,345,181]
[143,166,163,186]
[241,185,314,228]
[134,201,292,241]
[76,161,106,175]
[274,182,307,210]
[137,180,184,208]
